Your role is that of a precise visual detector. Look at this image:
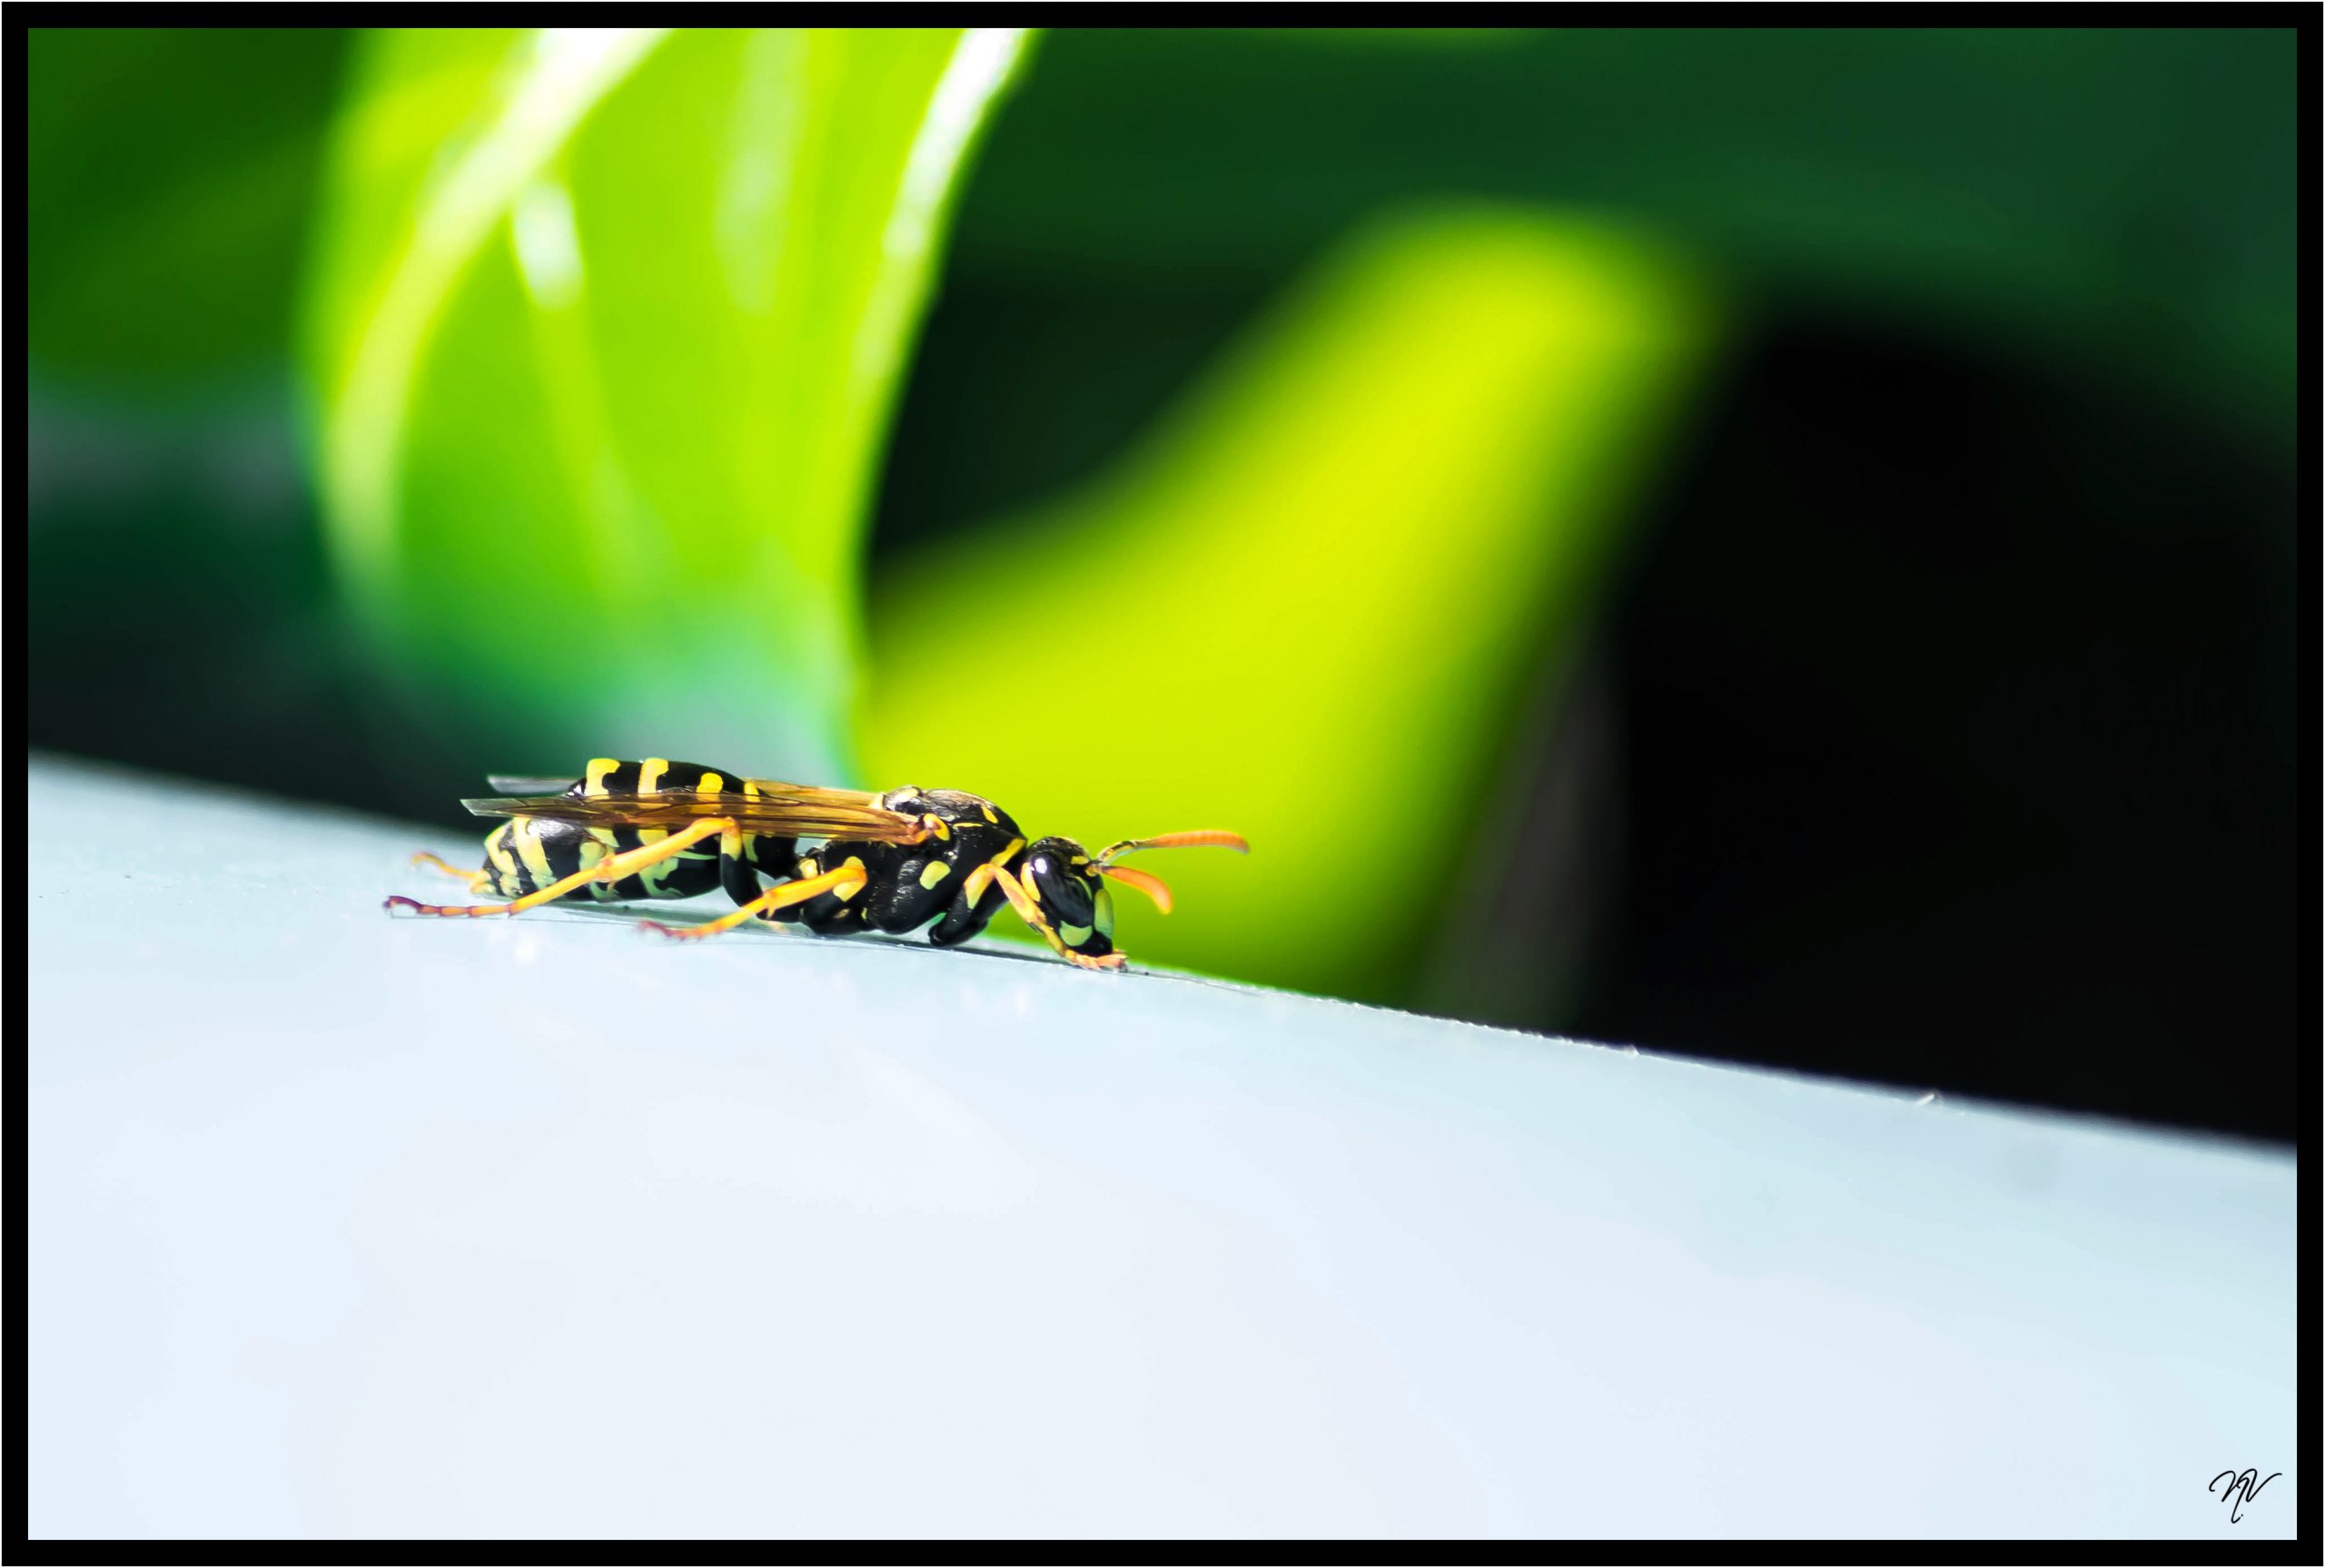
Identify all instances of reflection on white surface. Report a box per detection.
[28,759,2296,1537]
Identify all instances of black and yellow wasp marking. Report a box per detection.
[389,758,1247,970]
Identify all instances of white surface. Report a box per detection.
[27,757,2298,1538]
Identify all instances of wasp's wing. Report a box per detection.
[485,774,581,794]
[460,782,927,844]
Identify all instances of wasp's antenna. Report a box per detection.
[1093,830,1251,866]
[1090,832,1249,913]
[1098,863,1174,914]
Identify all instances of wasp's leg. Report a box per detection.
[642,863,869,941]
[410,852,492,892]
[717,831,797,910]
[990,865,1126,970]
[716,826,760,909]
[928,850,1017,946]
[385,818,732,918]
[774,847,885,933]
[801,900,871,935]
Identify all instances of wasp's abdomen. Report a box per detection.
[480,757,785,904]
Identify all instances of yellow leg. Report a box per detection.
[642,863,868,941]
[991,864,1126,970]
[385,818,731,918]
[410,851,491,892]
[960,837,1027,906]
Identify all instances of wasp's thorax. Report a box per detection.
[776,785,1021,945]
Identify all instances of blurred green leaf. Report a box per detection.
[27,27,351,385]
[950,27,2292,453]
[302,27,1031,778]
[864,209,1716,997]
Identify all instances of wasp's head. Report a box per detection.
[1003,829,1251,962]
[1018,836,1116,960]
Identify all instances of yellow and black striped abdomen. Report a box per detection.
[477,816,727,903]
[476,758,792,905]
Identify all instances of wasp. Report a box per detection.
[387,758,1247,970]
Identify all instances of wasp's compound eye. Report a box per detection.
[1026,847,1095,931]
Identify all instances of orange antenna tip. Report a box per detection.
[1100,863,1174,914]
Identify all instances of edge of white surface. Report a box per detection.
[27,753,2299,1539]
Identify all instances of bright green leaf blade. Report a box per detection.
[301,27,1031,778]
[863,208,1717,997]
